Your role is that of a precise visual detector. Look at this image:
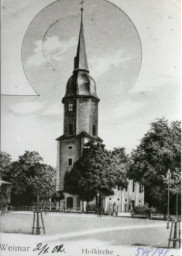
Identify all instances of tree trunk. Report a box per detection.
[86,201,89,213]
[82,201,84,213]
[36,194,40,235]
[176,192,178,218]
[99,192,102,216]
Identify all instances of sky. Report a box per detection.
[1,0,181,167]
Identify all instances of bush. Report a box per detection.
[86,203,105,214]
[86,203,97,213]
[134,204,150,214]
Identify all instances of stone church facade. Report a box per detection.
[56,8,144,213]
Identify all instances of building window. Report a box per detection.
[126,185,128,192]
[68,103,73,111]
[69,124,73,135]
[139,184,143,193]
[132,181,135,192]
[93,125,96,136]
[92,103,96,112]
[117,198,120,201]
[68,158,73,167]
[68,146,73,150]
[109,198,112,200]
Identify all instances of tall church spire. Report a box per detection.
[74,2,89,72]
[63,0,99,101]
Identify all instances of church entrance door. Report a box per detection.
[67,197,73,209]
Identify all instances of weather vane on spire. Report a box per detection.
[80,0,84,12]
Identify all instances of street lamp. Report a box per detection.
[166,169,171,229]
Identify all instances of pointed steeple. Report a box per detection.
[63,1,99,102]
[74,5,89,72]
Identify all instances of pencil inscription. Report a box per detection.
[33,243,66,255]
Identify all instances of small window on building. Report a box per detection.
[68,103,73,111]
[126,185,128,192]
[117,198,120,201]
[93,125,96,136]
[68,158,73,167]
[132,182,135,192]
[139,184,143,193]
[68,146,73,150]
[92,103,96,112]
[69,124,73,135]
[109,198,112,200]
[125,199,127,202]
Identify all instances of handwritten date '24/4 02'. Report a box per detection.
[33,243,66,255]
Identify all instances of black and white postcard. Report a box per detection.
[1,0,181,256]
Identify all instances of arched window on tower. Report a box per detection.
[68,158,73,167]
[139,184,143,193]
[69,124,73,135]
[92,103,96,112]
[68,103,73,111]
[92,125,96,136]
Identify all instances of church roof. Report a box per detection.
[56,131,103,142]
[63,7,99,102]
[63,71,98,101]
[74,8,88,72]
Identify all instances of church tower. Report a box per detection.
[56,6,102,209]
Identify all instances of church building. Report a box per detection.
[56,7,144,213]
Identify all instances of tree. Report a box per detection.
[0,152,12,179]
[111,147,129,189]
[162,168,181,216]
[127,118,181,213]
[5,151,56,206]
[52,190,65,201]
[64,142,128,206]
[0,152,12,208]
